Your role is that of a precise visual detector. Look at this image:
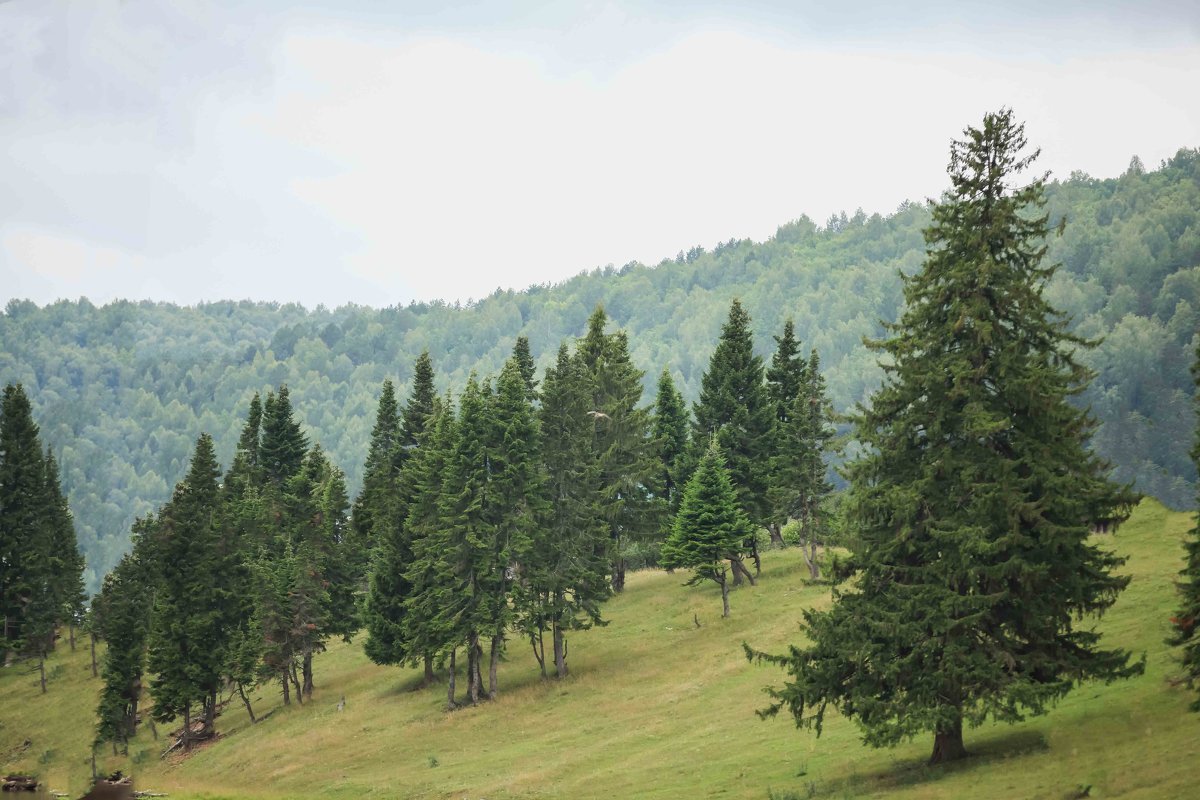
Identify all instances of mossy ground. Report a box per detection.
[3,498,1196,799]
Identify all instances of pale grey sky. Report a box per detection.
[1,1,1197,308]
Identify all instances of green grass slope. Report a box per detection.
[3,498,1198,799]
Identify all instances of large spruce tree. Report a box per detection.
[747,109,1141,764]
[652,367,690,521]
[691,298,773,579]
[1170,337,1200,710]
[1,384,48,662]
[764,319,807,546]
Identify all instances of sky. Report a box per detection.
[1,1,1197,309]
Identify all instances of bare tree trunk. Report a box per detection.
[612,558,626,592]
[90,632,98,678]
[69,623,76,651]
[149,718,158,740]
[749,537,762,575]
[280,670,291,706]
[446,648,458,711]
[767,522,785,547]
[720,574,730,618]
[530,628,546,678]
[731,557,756,586]
[424,653,435,687]
[553,622,567,679]
[929,714,967,764]
[488,634,501,700]
[203,688,217,735]
[182,704,192,751]
[237,683,257,723]
[467,632,482,705]
[290,662,303,704]
[39,656,46,694]
[302,649,314,699]
[807,540,820,580]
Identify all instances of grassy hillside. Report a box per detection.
[3,499,1197,799]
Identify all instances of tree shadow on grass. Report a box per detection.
[807,729,1050,798]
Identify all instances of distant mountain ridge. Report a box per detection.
[2,148,1197,590]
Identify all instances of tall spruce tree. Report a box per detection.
[260,386,308,486]
[746,109,1142,764]
[94,543,152,753]
[1,384,48,663]
[764,319,807,546]
[43,452,87,649]
[147,433,228,748]
[512,336,539,401]
[1170,337,1200,710]
[351,379,400,559]
[364,354,438,682]
[692,299,773,580]
[652,368,690,521]
[767,349,836,579]
[521,344,610,678]
[576,307,656,592]
[661,440,753,618]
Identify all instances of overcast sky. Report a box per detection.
[1,1,1197,309]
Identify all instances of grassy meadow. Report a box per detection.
[2,498,1197,799]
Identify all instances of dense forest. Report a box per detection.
[1,149,1197,590]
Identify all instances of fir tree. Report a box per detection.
[576,307,656,591]
[1170,337,1200,710]
[661,440,753,618]
[522,344,610,678]
[260,386,309,486]
[400,351,437,450]
[146,433,228,747]
[764,319,807,546]
[652,368,690,519]
[94,546,152,752]
[352,379,401,557]
[691,299,773,579]
[767,349,836,579]
[512,335,539,401]
[746,109,1142,764]
[43,451,87,648]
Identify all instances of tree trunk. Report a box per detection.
[467,632,482,705]
[302,649,314,699]
[280,669,291,706]
[767,522,785,547]
[38,656,46,694]
[530,628,546,679]
[807,540,820,580]
[182,704,193,751]
[424,653,435,687]
[720,574,730,618]
[90,632,98,678]
[488,634,501,700]
[290,662,303,704]
[69,623,76,651]
[237,683,257,724]
[929,715,967,764]
[446,648,458,711]
[749,537,762,575]
[203,688,217,735]
[731,557,756,586]
[612,558,626,593]
[553,622,567,679]
[149,718,158,740]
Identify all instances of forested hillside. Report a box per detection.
[2,149,1197,590]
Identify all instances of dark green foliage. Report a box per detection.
[765,319,805,426]
[260,386,309,486]
[661,440,752,617]
[512,336,539,401]
[692,299,774,528]
[43,452,87,642]
[1170,338,1200,709]
[94,541,151,750]
[521,344,610,677]
[767,349,836,576]
[748,109,1143,764]
[351,379,399,556]
[576,307,657,590]
[652,367,690,518]
[146,433,228,740]
[401,352,437,450]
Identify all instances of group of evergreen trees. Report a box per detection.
[0,383,86,691]
[92,387,359,752]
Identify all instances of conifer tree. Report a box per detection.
[768,349,836,578]
[512,335,539,401]
[147,433,228,747]
[352,379,400,556]
[1,384,46,661]
[747,109,1142,764]
[43,451,87,647]
[652,368,689,520]
[260,386,308,486]
[691,299,773,580]
[764,319,807,546]
[1170,338,1200,710]
[576,307,656,591]
[661,440,753,618]
[94,544,151,752]
[522,344,610,678]
[364,354,438,682]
